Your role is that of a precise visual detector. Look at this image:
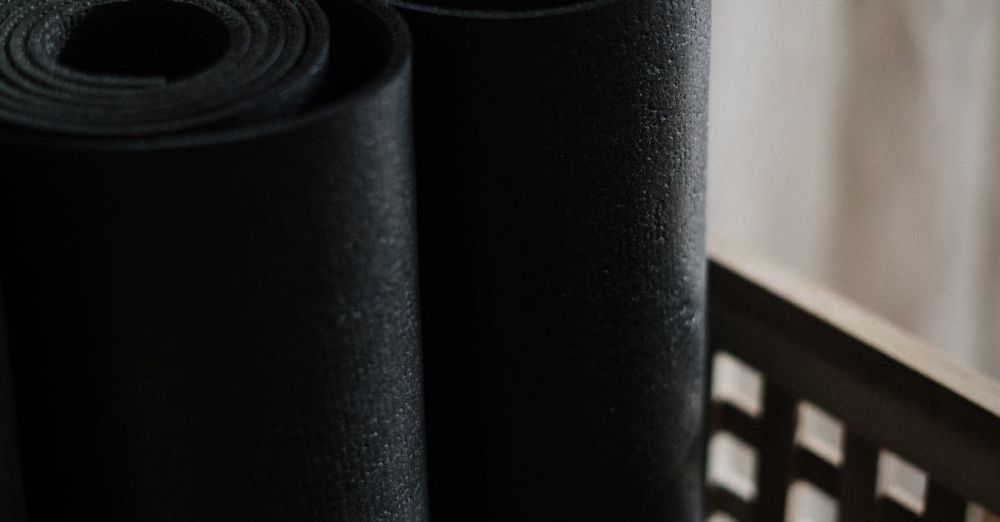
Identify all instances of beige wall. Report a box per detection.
[708,0,1000,379]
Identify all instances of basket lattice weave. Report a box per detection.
[705,238,1000,522]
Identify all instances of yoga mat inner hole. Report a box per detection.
[58,0,229,81]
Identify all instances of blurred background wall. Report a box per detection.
[708,0,1000,379]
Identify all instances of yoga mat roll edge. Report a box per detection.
[0,1,428,520]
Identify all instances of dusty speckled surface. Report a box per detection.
[395,0,711,520]
[0,1,427,520]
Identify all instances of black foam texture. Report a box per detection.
[391,0,711,520]
[0,1,427,520]
[0,291,25,522]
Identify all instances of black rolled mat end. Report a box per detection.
[0,1,428,520]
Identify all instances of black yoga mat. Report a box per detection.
[0,291,25,522]
[392,0,711,519]
[0,0,426,520]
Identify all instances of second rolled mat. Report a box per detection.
[391,0,712,520]
[0,0,427,520]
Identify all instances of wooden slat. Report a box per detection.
[878,497,921,522]
[712,402,761,447]
[792,448,839,498]
[924,481,967,522]
[839,433,879,522]
[754,385,797,522]
[709,237,1000,513]
[707,485,753,521]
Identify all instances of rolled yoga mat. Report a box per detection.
[0,0,426,520]
[0,291,26,522]
[391,0,711,520]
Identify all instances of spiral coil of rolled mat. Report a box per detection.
[0,0,710,520]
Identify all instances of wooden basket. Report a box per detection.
[706,238,1000,522]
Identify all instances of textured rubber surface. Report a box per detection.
[0,1,427,520]
[0,0,331,137]
[393,0,711,520]
[0,292,25,522]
